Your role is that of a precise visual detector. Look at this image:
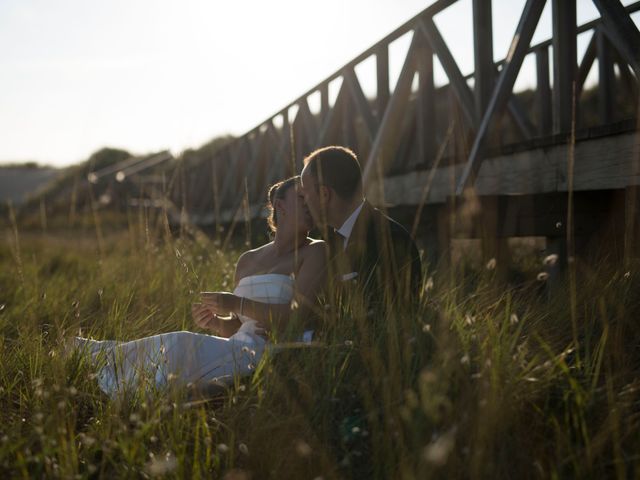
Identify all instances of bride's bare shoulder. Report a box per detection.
[237,242,274,269]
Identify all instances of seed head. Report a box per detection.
[424,277,434,292]
[238,443,249,455]
[216,443,229,454]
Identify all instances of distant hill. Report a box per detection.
[0,165,60,205]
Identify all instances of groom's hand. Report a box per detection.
[200,292,237,315]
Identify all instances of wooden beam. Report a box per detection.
[596,27,615,123]
[592,0,640,78]
[363,31,420,191]
[473,0,494,117]
[419,17,476,129]
[456,0,547,195]
[345,67,377,142]
[376,44,390,122]
[552,0,577,135]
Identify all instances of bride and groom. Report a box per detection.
[75,146,422,396]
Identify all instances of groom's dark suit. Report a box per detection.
[330,201,422,305]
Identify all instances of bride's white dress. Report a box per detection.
[76,274,304,396]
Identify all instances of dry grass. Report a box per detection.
[0,215,639,478]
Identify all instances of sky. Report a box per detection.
[0,0,636,167]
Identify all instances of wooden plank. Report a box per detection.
[419,17,476,128]
[362,31,420,193]
[344,67,377,142]
[552,0,577,135]
[456,0,547,195]
[473,0,494,117]
[379,132,640,206]
[592,0,640,78]
[536,46,552,136]
[596,27,615,124]
[376,44,390,122]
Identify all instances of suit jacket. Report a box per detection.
[329,201,422,306]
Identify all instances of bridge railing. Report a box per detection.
[175,0,640,226]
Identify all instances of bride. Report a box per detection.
[74,176,327,396]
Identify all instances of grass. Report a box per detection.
[1,213,639,479]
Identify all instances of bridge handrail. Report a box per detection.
[232,0,640,143]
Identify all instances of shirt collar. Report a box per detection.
[336,200,365,250]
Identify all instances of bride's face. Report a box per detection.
[280,183,313,233]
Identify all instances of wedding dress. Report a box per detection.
[75,274,305,396]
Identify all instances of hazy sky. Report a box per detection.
[0,0,636,167]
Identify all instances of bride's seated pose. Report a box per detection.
[74,176,326,397]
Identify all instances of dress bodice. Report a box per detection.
[232,274,294,330]
[232,273,294,304]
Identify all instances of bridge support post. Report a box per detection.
[480,196,510,281]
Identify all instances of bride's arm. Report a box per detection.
[202,244,327,332]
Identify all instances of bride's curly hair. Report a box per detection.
[267,175,300,233]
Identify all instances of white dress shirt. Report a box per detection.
[335,201,365,251]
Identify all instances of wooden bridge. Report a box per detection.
[101,0,640,271]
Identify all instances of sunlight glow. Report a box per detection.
[0,0,633,167]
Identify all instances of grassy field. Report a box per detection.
[1,212,639,479]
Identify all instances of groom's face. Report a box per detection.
[300,166,325,228]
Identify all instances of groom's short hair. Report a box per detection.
[303,146,362,200]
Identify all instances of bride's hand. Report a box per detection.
[200,292,238,315]
[192,303,215,330]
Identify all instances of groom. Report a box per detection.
[300,146,422,305]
